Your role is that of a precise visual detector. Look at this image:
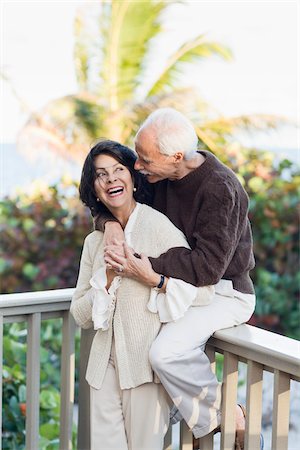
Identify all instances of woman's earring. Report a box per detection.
[96,198,100,202]
[133,187,137,192]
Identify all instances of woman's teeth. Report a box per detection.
[107,187,124,196]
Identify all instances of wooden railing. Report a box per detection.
[1,289,299,450]
[0,289,75,450]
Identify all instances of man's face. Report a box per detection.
[134,129,177,183]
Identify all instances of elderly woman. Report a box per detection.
[70,140,213,450]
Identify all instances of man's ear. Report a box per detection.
[174,152,184,163]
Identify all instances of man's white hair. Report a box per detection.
[135,108,198,160]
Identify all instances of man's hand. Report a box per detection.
[104,242,161,287]
[103,222,125,259]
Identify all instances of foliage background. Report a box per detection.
[1,149,299,339]
[2,320,78,450]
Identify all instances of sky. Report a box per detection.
[1,0,299,150]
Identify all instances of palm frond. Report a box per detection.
[100,0,167,109]
[18,95,107,164]
[1,70,33,114]
[146,34,232,97]
[74,15,87,90]
[19,1,289,164]
[74,5,101,91]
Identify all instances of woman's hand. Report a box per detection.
[104,242,161,287]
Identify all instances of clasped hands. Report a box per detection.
[104,239,160,288]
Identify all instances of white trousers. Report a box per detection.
[90,345,170,450]
[149,291,256,439]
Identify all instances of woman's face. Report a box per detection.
[93,154,134,213]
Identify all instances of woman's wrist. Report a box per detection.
[150,273,168,292]
[105,221,122,231]
[148,272,162,288]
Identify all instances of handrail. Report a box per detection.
[1,289,299,377]
[211,324,300,380]
[0,288,75,308]
[1,288,300,450]
[0,288,300,379]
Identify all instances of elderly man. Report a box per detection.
[101,108,258,449]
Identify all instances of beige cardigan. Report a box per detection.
[71,204,205,390]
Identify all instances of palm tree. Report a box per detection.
[18,0,234,164]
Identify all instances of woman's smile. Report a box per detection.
[106,185,125,197]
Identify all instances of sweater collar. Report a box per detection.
[169,151,217,188]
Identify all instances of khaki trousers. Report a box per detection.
[149,291,256,438]
[90,344,170,450]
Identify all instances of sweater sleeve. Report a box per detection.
[70,236,94,329]
[94,211,119,232]
[150,181,246,287]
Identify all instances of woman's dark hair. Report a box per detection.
[79,139,153,216]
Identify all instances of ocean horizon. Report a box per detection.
[0,142,299,198]
[0,142,81,198]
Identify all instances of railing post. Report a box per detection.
[272,369,290,450]
[26,312,41,450]
[221,351,238,450]
[59,311,76,450]
[179,421,193,450]
[245,360,263,450]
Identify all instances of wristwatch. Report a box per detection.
[154,275,165,291]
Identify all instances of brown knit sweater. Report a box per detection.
[94,151,255,294]
[149,151,255,294]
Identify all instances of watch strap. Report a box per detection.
[156,275,165,289]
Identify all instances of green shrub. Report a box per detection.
[0,179,85,448]
[213,146,300,339]
[0,179,92,293]
[2,320,80,449]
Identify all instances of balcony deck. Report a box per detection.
[1,288,300,450]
